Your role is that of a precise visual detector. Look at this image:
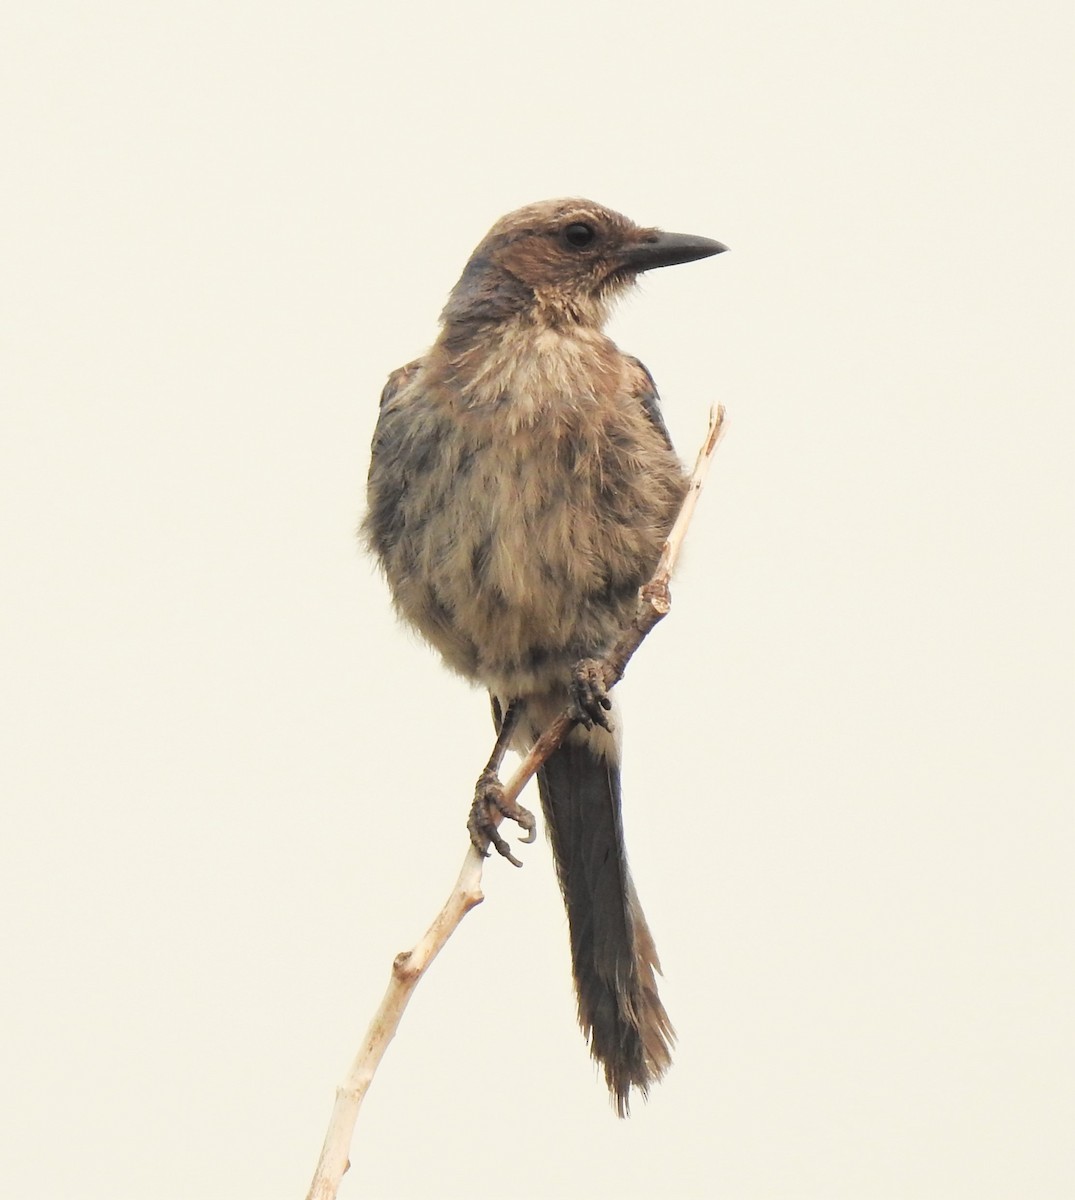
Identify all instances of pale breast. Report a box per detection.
[365,331,687,696]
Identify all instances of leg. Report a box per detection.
[468,698,536,866]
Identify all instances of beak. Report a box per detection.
[621,231,728,272]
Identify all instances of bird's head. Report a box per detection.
[441,198,726,330]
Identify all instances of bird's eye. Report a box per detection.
[563,222,596,248]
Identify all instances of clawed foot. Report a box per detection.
[468,768,536,868]
[570,657,613,732]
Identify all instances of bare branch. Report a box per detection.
[305,849,486,1200]
[305,403,726,1200]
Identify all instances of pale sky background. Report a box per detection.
[2,3,1072,1198]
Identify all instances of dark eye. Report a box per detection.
[563,222,596,248]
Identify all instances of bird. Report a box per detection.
[362,198,726,1115]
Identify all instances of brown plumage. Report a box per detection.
[363,198,725,1114]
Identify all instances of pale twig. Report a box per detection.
[304,404,726,1200]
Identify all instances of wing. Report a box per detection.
[378,358,423,410]
[625,355,674,452]
[368,357,423,464]
[364,357,425,554]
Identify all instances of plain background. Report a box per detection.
[3,2,1072,1198]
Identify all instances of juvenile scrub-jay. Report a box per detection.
[363,198,725,1114]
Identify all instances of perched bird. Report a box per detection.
[363,198,725,1114]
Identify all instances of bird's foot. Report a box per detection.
[569,657,614,732]
[468,768,536,868]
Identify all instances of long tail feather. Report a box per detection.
[537,735,673,1115]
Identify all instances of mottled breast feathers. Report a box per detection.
[363,335,687,699]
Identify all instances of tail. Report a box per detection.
[537,731,674,1116]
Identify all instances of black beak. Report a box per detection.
[621,231,728,272]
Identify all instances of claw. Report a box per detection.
[570,658,614,732]
[468,768,536,868]
[486,826,523,869]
